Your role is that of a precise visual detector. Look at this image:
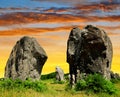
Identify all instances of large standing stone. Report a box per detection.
[5,36,47,80]
[56,66,64,81]
[67,25,113,85]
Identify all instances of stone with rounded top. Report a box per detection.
[5,36,48,80]
[67,25,113,85]
[56,66,64,81]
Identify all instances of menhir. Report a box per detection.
[5,36,47,80]
[67,25,113,85]
[56,66,64,81]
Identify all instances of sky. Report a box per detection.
[0,0,120,77]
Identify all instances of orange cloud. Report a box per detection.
[43,8,72,14]
[76,3,120,12]
[44,8,56,13]
[1,12,120,26]
[0,12,89,26]
[97,25,120,36]
[0,24,120,37]
[42,2,120,14]
[99,25,120,30]
[0,26,72,36]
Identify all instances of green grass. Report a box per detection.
[0,78,47,92]
[75,74,117,94]
[0,73,120,97]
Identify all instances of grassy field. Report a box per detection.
[0,73,120,97]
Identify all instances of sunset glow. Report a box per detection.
[0,0,120,78]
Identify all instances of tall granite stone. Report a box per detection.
[67,25,113,85]
[5,36,47,80]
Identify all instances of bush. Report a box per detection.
[0,78,47,92]
[75,73,117,94]
[75,79,87,90]
[41,72,69,80]
[41,72,56,80]
[111,78,120,84]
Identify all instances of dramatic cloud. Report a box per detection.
[0,26,70,36]
[41,3,120,18]
[0,12,120,26]
[0,24,120,36]
[75,3,120,13]
[0,0,120,77]
[0,12,89,26]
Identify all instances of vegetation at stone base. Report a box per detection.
[41,72,56,80]
[53,79,65,84]
[0,73,120,97]
[41,72,69,80]
[111,77,120,84]
[0,78,47,92]
[75,74,117,94]
[41,72,67,84]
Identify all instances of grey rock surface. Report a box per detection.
[5,36,47,80]
[67,25,113,85]
[56,66,64,81]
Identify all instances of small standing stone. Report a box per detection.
[56,66,64,81]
